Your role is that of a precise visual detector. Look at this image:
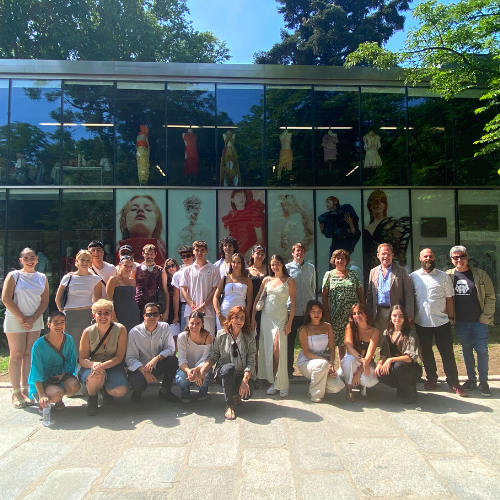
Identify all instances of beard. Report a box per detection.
[421,260,436,271]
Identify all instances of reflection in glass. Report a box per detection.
[0,190,5,281]
[62,82,114,186]
[116,83,166,186]
[217,84,264,186]
[10,80,62,186]
[0,81,8,184]
[167,83,215,186]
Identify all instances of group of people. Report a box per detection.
[1,235,495,421]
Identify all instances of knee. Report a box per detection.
[9,349,24,363]
[47,387,64,402]
[221,363,236,378]
[313,360,330,373]
[65,379,81,395]
[108,385,128,398]
[175,370,189,386]
[86,372,105,388]
[393,361,409,372]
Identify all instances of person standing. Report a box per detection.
[410,248,466,397]
[446,246,496,396]
[285,243,316,378]
[172,246,194,331]
[115,244,138,278]
[180,240,220,336]
[135,244,168,317]
[88,241,117,297]
[366,243,414,337]
[214,236,239,277]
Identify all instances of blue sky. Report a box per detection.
[187,0,427,64]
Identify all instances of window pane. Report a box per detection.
[62,82,114,186]
[0,81,8,185]
[314,86,360,187]
[0,190,5,282]
[217,84,264,187]
[116,83,166,186]
[166,83,215,186]
[10,80,62,186]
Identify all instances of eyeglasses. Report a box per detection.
[451,255,467,261]
[166,264,177,269]
[144,312,160,318]
[180,254,193,259]
[231,341,239,358]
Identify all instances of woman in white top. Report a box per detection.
[214,253,253,330]
[55,249,102,358]
[175,311,213,402]
[1,248,49,407]
[296,300,344,403]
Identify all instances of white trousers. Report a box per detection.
[298,359,344,399]
[340,354,379,388]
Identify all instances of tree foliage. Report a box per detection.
[254,0,410,66]
[0,0,229,63]
[345,0,500,155]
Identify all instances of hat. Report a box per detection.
[119,245,133,253]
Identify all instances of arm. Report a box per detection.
[284,278,296,335]
[402,268,414,321]
[361,327,379,375]
[55,284,65,313]
[23,278,49,329]
[480,271,496,324]
[177,333,191,374]
[251,277,267,330]
[161,270,169,319]
[78,329,94,369]
[327,324,337,369]
[310,266,317,300]
[445,296,454,325]
[181,285,195,309]
[299,327,327,362]
[344,324,361,358]
[213,278,225,318]
[93,281,102,302]
[1,273,25,320]
[321,287,331,323]
[172,286,180,324]
[125,330,143,372]
[245,277,253,315]
[106,277,118,322]
[366,271,374,318]
[102,325,128,369]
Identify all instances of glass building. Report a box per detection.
[0,60,499,311]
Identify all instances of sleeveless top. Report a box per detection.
[297,332,329,367]
[87,323,123,363]
[135,265,162,307]
[6,271,47,317]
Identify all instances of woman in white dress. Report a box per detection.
[214,253,253,330]
[2,248,49,407]
[252,254,296,398]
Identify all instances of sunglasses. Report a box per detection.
[451,255,467,261]
[144,312,160,318]
[166,264,177,269]
[181,254,193,259]
[231,341,239,358]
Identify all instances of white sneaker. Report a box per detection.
[360,386,367,397]
[280,389,289,398]
[267,384,277,395]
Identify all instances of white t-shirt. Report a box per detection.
[172,268,186,303]
[60,273,102,309]
[180,261,220,318]
[91,261,117,297]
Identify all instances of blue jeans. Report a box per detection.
[455,321,489,382]
[175,368,212,398]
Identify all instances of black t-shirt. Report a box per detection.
[454,270,481,322]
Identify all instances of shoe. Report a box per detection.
[54,401,65,411]
[280,389,289,398]
[101,388,115,405]
[424,377,438,390]
[224,404,236,420]
[181,397,191,403]
[131,391,142,404]
[21,386,36,406]
[401,392,418,405]
[266,384,277,395]
[233,394,243,406]
[461,379,477,391]
[87,394,99,416]
[158,390,179,403]
[310,397,322,403]
[479,381,492,397]
[253,378,262,390]
[197,393,208,402]
[360,386,367,397]
[346,391,355,403]
[450,384,467,397]
[11,389,27,409]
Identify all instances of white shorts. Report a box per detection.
[3,314,44,334]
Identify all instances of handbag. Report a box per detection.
[60,274,73,310]
[255,278,267,312]
[11,271,19,299]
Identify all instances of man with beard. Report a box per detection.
[410,248,466,397]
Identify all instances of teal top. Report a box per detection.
[28,333,76,399]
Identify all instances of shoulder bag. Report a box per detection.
[255,278,268,312]
[89,323,115,358]
[60,273,73,310]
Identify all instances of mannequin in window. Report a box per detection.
[278,130,293,180]
[62,247,76,273]
[136,125,150,185]
[363,131,382,168]
[104,244,114,264]
[321,131,339,170]
[220,130,240,186]
[182,128,199,177]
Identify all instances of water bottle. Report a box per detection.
[42,405,51,427]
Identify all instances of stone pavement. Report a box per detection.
[0,380,500,500]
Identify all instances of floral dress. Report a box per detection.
[322,269,362,346]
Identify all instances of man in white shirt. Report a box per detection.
[410,248,466,397]
[126,303,179,404]
[88,240,117,297]
[172,245,194,330]
[180,240,219,336]
[286,242,316,378]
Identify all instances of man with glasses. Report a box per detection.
[172,246,194,330]
[115,244,138,278]
[446,246,495,396]
[126,303,179,403]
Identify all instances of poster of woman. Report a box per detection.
[115,190,166,265]
[168,190,217,263]
[218,189,266,261]
[267,190,315,264]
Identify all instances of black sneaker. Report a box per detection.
[101,388,115,405]
[131,391,142,404]
[461,379,477,391]
[87,394,99,416]
[401,392,418,405]
[158,390,179,403]
[479,381,492,397]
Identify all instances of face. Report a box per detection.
[334,254,347,268]
[292,246,305,261]
[144,306,161,327]
[93,307,112,324]
[270,259,282,274]
[232,192,246,210]
[188,316,203,333]
[20,251,37,270]
[309,305,323,322]
[89,246,104,261]
[77,254,92,269]
[119,260,134,277]
[165,262,178,275]
[48,315,65,334]
[325,199,335,210]
[352,307,366,324]
[391,309,405,328]
[370,198,386,216]
[143,249,156,264]
[126,196,156,237]
[194,246,207,260]
[186,206,199,223]
[180,252,194,265]
[252,249,265,263]
[231,256,242,271]
[419,249,436,271]
[230,311,246,331]
[223,242,234,257]
[451,251,468,268]
[377,246,394,267]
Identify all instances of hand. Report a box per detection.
[39,396,50,408]
[192,304,205,313]
[319,222,325,231]
[239,378,250,398]
[144,357,159,372]
[90,362,104,376]
[328,362,336,377]
[352,371,361,387]
[449,317,455,326]
[344,213,355,232]
[187,368,197,383]
[196,369,206,386]
[143,371,157,384]
[362,358,372,376]
[173,316,179,325]
[409,319,415,328]
[251,318,257,331]
[21,316,35,330]
[218,313,227,325]
[284,323,292,336]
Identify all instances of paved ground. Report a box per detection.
[0,379,499,500]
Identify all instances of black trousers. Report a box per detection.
[416,322,459,385]
[378,361,423,397]
[128,355,178,393]
[288,315,304,377]
[215,363,254,406]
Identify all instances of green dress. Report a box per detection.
[322,269,363,346]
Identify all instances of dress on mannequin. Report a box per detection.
[182,129,199,176]
[219,131,240,186]
[62,247,76,273]
[363,131,382,168]
[136,125,150,184]
[278,131,293,179]
[321,131,339,161]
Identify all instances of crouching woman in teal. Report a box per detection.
[28,311,81,410]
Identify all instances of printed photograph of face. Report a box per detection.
[116,190,166,265]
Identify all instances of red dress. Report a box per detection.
[222,199,266,256]
[183,131,199,176]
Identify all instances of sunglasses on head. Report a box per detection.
[144,312,160,318]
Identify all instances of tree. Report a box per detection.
[0,0,229,63]
[345,0,500,156]
[254,0,410,66]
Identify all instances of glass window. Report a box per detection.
[62,189,114,272]
[458,190,500,291]
[411,189,456,271]
[408,88,453,186]
[361,87,407,186]
[10,80,62,186]
[314,86,360,187]
[266,86,313,187]
[0,80,8,185]
[217,84,264,187]
[0,190,5,282]
[116,82,166,186]
[62,81,114,186]
[8,189,60,308]
[166,83,216,186]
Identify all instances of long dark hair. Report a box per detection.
[184,311,210,342]
[248,245,267,269]
[228,253,248,277]
[301,300,324,327]
[386,304,411,337]
[268,254,289,277]
[347,303,374,343]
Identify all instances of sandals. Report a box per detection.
[224,404,236,420]
[54,401,65,411]
[11,389,26,409]
[21,386,36,406]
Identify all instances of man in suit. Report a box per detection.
[366,243,414,336]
